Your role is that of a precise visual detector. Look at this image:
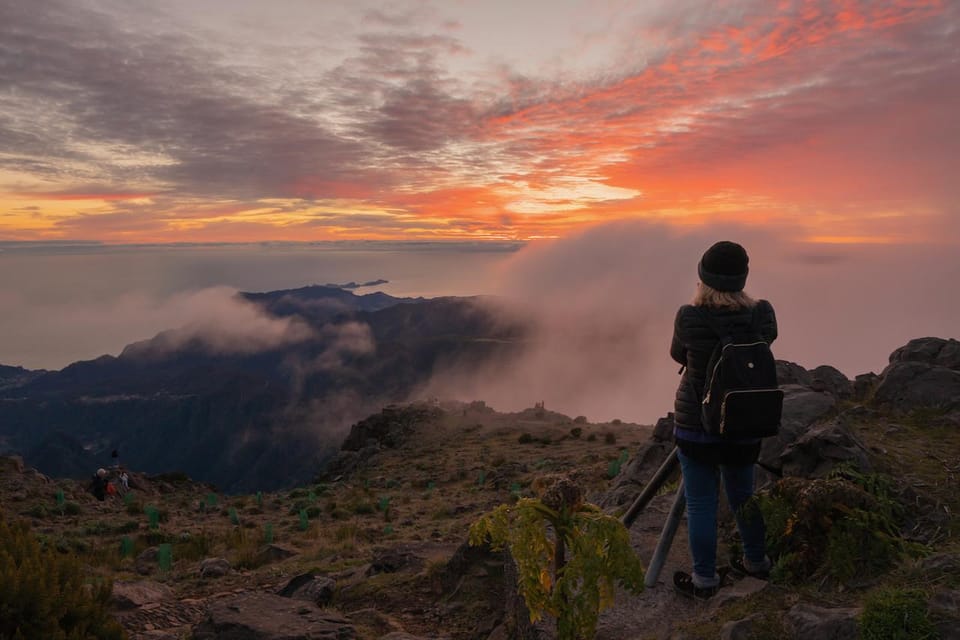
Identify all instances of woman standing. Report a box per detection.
[670,241,778,598]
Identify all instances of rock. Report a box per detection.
[889,337,960,370]
[759,386,836,472]
[652,413,674,442]
[341,404,441,452]
[367,549,420,576]
[255,543,298,565]
[199,557,231,578]
[780,420,873,478]
[853,373,879,401]
[192,592,355,639]
[709,576,768,611]
[873,361,960,412]
[777,361,812,387]
[278,572,336,607]
[599,438,674,508]
[784,603,859,640]
[810,365,853,399]
[135,547,159,575]
[720,613,765,640]
[111,580,173,609]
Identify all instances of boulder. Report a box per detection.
[779,420,873,478]
[810,365,853,399]
[278,572,336,607]
[889,337,960,370]
[873,361,960,412]
[110,580,173,609]
[599,438,674,508]
[192,592,355,640]
[783,603,859,640]
[652,413,675,442]
[759,386,836,472]
[199,557,231,578]
[777,361,812,387]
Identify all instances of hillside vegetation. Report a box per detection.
[0,337,958,639]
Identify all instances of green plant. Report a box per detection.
[0,515,127,639]
[469,476,644,640]
[758,468,925,586]
[860,587,937,640]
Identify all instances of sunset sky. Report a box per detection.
[1,0,958,244]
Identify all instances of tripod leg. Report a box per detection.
[644,483,686,588]
[621,447,679,529]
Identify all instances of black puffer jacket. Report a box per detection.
[670,300,778,447]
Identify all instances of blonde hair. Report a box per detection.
[693,281,756,310]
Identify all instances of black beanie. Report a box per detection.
[698,241,749,292]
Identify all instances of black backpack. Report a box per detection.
[698,306,782,438]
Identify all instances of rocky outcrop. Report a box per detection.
[873,337,960,412]
[776,361,813,387]
[779,419,872,478]
[192,593,355,639]
[889,337,960,369]
[810,365,853,399]
[759,385,837,474]
[341,404,442,452]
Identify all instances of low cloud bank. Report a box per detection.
[420,221,960,424]
[0,287,313,368]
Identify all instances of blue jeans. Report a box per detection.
[678,450,767,587]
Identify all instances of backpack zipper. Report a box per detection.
[702,341,769,405]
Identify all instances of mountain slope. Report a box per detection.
[0,287,527,492]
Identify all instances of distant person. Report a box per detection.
[670,241,778,598]
[119,471,130,492]
[90,468,108,501]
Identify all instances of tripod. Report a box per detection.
[620,447,684,588]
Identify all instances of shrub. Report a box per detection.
[518,433,535,444]
[569,427,583,439]
[470,476,644,640]
[860,588,937,640]
[573,416,587,424]
[759,468,925,586]
[0,515,127,639]
[586,434,597,442]
[603,432,617,445]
